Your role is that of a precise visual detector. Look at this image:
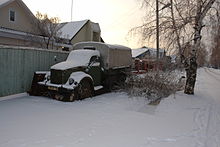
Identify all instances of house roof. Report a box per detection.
[148,48,165,57]
[59,20,101,40]
[0,0,13,8]
[59,20,89,40]
[0,0,37,21]
[132,47,165,58]
[132,48,149,58]
[0,27,73,48]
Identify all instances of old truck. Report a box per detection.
[29,42,132,101]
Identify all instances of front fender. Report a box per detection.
[69,71,93,83]
[63,71,93,90]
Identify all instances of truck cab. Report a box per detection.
[50,49,102,86]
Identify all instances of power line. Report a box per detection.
[71,0,73,21]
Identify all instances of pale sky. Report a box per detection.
[22,0,145,48]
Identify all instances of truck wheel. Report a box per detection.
[77,79,94,100]
[69,92,75,102]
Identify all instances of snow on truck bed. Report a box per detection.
[0,68,220,147]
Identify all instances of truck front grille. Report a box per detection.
[50,69,63,84]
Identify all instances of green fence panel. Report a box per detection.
[0,46,68,97]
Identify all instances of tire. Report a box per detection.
[69,92,75,102]
[77,79,94,100]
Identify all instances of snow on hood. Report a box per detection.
[51,49,100,70]
[50,61,85,70]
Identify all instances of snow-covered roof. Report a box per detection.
[59,20,101,40]
[0,27,29,36]
[59,20,89,40]
[132,47,165,58]
[132,48,149,58]
[149,48,165,53]
[0,27,72,48]
[51,49,100,70]
[148,48,165,58]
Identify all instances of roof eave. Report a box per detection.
[0,0,14,9]
[16,0,38,22]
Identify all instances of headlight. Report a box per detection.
[69,78,74,85]
[46,75,50,81]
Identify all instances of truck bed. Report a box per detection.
[73,42,132,70]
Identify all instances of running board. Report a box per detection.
[94,86,103,91]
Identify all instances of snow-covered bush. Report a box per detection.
[125,70,185,103]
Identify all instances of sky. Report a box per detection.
[22,0,145,48]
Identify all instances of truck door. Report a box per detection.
[86,56,102,86]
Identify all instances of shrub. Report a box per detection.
[125,70,185,103]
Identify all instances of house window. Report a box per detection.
[9,10,16,22]
[93,32,100,42]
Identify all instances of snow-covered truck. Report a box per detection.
[29,42,132,101]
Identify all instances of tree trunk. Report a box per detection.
[184,56,197,94]
[184,0,201,95]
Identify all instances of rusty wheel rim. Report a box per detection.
[78,80,92,100]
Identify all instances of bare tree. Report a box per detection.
[210,30,220,68]
[197,43,208,67]
[210,1,220,68]
[132,0,216,94]
[35,12,62,49]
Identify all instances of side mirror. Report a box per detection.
[88,56,100,67]
[54,56,57,62]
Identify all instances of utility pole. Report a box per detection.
[156,0,159,60]
[71,0,73,21]
[156,1,171,60]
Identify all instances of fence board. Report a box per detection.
[0,46,68,97]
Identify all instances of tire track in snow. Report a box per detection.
[204,102,220,147]
[204,68,220,82]
[193,103,210,147]
[193,99,220,147]
[208,68,220,76]
[204,104,214,147]
[194,68,220,147]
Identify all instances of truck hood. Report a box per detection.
[51,61,88,70]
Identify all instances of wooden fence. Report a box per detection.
[0,45,68,97]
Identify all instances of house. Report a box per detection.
[0,0,103,50]
[132,46,170,72]
[58,20,103,51]
[0,0,41,47]
[132,46,166,59]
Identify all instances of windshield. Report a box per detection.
[67,49,100,65]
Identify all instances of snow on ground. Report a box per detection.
[0,68,220,147]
